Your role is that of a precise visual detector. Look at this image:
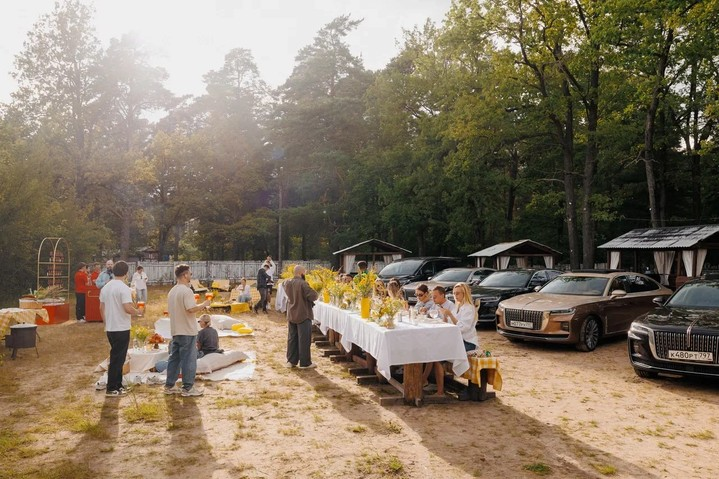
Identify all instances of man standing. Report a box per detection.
[74,262,90,322]
[131,265,148,303]
[284,265,319,369]
[265,256,276,310]
[164,264,210,397]
[253,263,272,314]
[95,259,114,289]
[100,261,140,397]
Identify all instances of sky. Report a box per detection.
[0,0,452,103]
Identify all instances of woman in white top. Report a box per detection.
[437,282,479,351]
[236,278,252,303]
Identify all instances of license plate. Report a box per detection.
[668,350,714,362]
[510,320,534,329]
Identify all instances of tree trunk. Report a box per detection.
[120,209,131,260]
[582,66,599,269]
[643,28,673,228]
[559,79,580,270]
[505,149,519,241]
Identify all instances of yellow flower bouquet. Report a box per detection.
[370,297,405,329]
[353,270,377,298]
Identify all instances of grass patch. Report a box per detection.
[688,430,715,440]
[523,463,551,476]
[356,452,405,476]
[123,400,165,423]
[592,464,617,475]
[0,428,34,455]
[279,426,302,436]
[349,424,367,433]
[215,397,246,409]
[383,420,403,434]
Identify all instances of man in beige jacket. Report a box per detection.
[284,265,319,369]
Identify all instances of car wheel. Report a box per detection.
[575,317,600,352]
[634,368,658,379]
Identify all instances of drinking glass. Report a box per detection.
[194,293,200,302]
[205,292,213,302]
[137,301,145,316]
[429,308,439,320]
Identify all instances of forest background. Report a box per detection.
[2,0,719,303]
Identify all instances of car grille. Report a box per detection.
[504,309,543,330]
[653,330,719,365]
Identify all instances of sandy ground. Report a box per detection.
[2,290,719,479]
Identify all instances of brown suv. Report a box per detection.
[496,271,672,351]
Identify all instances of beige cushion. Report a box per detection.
[196,350,248,374]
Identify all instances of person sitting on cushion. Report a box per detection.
[196,314,223,358]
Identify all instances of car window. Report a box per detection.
[480,271,532,288]
[540,276,608,296]
[532,271,548,283]
[625,274,660,293]
[610,276,628,293]
[470,270,485,280]
[380,260,423,277]
[433,269,471,282]
[668,282,719,308]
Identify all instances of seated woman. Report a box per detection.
[235,278,252,303]
[414,283,434,313]
[373,278,387,299]
[437,282,479,352]
[387,278,403,300]
[197,314,223,357]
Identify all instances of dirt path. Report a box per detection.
[1,299,719,478]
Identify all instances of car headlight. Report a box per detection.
[481,296,500,303]
[548,308,575,315]
[629,322,651,335]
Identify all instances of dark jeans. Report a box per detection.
[75,292,86,320]
[106,330,130,392]
[287,319,312,367]
[254,287,268,312]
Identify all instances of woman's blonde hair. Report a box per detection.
[387,279,402,299]
[373,279,387,298]
[452,283,473,307]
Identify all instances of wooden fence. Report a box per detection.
[126,260,331,285]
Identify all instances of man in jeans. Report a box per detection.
[164,264,211,397]
[100,261,141,397]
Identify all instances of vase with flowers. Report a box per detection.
[353,271,376,319]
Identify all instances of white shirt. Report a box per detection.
[266,260,276,279]
[100,279,133,332]
[131,271,148,290]
[453,302,479,347]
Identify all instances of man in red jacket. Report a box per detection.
[74,262,91,322]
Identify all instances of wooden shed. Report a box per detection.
[598,224,719,287]
[468,239,562,270]
[333,239,411,274]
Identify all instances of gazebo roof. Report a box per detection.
[468,239,561,258]
[598,225,719,250]
[333,239,411,256]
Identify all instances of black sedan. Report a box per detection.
[628,279,719,379]
[401,267,495,305]
[448,269,562,325]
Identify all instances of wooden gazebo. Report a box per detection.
[333,239,411,274]
[598,225,719,287]
[468,239,561,270]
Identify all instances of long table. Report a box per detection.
[313,302,470,404]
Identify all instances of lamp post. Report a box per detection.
[278,166,283,266]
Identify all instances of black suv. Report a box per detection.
[377,257,466,285]
[448,268,562,325]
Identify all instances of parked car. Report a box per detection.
[377,257,466,285]
[401,267,496,304]
[628,279,719,378]
[496,271,672,351]
[448,269,562,325]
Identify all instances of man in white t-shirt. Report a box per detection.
[164,264,211,397]
[100,261,141,397]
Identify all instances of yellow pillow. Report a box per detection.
[230,323,247,332]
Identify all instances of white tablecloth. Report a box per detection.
[128,347,169,373]
[313,302,470,380]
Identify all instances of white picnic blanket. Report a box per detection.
[155,315,253,339]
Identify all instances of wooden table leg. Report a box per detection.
[478,369,496,401]
[403,363,424,404]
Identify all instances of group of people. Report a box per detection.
[74,259,147,322]
[100,262,211,397]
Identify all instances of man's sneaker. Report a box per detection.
[298,363,317,369]
[164,385,182,395]
[105,389,126,397]
[77,318,86,323]
[181,386,204,397]
[284,362,296,368]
